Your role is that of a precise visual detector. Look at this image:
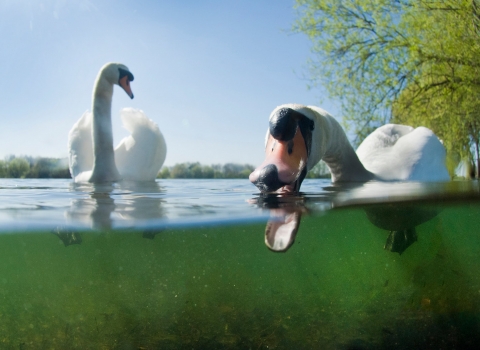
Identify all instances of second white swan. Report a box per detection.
[249,104,450,192]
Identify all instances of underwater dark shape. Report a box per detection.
[363,204,438,231]
[364,204,439,254]
[52,227,82,247]
[384,228,418,254]
[142,229,163,239]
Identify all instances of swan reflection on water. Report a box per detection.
[251,181,454,254]
[56,181,167,245]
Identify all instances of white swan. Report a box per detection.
[68,62,166,183]
[249,104,450,192]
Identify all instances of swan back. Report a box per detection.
[356,124,450,181]
[68,111,94,182]
[115,108,167,181]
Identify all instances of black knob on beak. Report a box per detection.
[252,164,285,192]
[269,108,302,141]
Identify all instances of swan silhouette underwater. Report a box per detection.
[68,62,166,183]
[250,104,450,193]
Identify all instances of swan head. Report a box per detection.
[249,105,314,193]
[99,62,135,99]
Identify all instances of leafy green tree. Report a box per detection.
[306,161,331,179]
[391,1,480,175]
[158,167,171,179]
[201,165,215,178]
[294,0,412,141]
[190,163,204,178]
[158,163,255,179]
[25,158,70,178]
[170,163,188,178]
[0,160,6,178]
[6,158,30,178]
[223,163,253,179]
[294,0,480,175]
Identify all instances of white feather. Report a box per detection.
[356,124,450,181]
[68,108,166,182]
[67,63,167,183]
[115,108,167,181]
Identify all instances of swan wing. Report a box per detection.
[68,111,94,182]
[115,108,167,181]
[357,124,450,181]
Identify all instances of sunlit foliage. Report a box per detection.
[295,0,480,175]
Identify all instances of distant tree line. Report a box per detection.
[0,156,331,179]
[157,163,255,179]
[0,156,70,179]
[157,161,331,179]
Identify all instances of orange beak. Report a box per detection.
[249,127,308,193]
[119,75,134,99]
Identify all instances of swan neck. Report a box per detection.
[90,75,121,182]
[309,108,373,182]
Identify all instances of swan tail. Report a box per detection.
[68,111,94,182]
[115,108,167,181]
[357,124,450,181]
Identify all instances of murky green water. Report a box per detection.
[0,179,479,349]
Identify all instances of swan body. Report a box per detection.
[68,63,166,183]
[356,124,448,182]
[250,104,450,192]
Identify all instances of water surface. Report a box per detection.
[0,178,479,349]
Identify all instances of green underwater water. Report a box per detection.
[0,202,479,349]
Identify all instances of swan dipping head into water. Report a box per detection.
[250,104,450,193]
[68,63,167,183]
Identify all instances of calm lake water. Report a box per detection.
[0,178,479,349]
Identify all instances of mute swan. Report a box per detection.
[250,104,450,192]
[68,62,166,183]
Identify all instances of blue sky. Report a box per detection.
[0,0,338,166]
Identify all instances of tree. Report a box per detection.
[391,1,480,175]
[306,160,331,178]
[6,158,30,178]
[157,163,255,179]
[0,160,6,178]
[25,158,71,178]
[201,165,215,178]
[294,0,480,175]
[170,163,189,178]
[158,167,171,179]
